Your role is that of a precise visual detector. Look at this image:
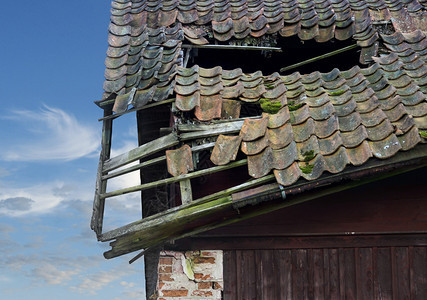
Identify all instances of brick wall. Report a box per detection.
[157,250,223,299]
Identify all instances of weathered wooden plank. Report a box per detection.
[223,251,237,300]
[97,98,175,121]
[338,248,346,300]
[100,159,248,199]
[278,250,292,300]
[323,249,331,299]
[90,111,113,237]
[259,250,278,300]
[241,250,256,299]
[395,246,410,299]
[235,250,242,300]
[359,247,374,299]
[103,142,216,180]
[182,44,282,51]
[306,249,315,299]
[376,247,393,300]
[313,249,325,299]
[103,133,179,172]
[179,121,244,141]
[179,179,192,204]
[413,247,427,300]
[328,249,340,299]
[343,248,357,300]
[102,156,165,180]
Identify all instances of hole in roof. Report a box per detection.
[187,36,362,75]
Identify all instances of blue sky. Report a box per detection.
[0,1,146,299]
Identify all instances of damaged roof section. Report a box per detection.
[194,50,427,186]
[101,0,427,107]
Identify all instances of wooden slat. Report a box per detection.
[328,249,340,299]
[395,246,411,299]
[278,250,292,300]
[222,245,427,299]
[413,247,427,300]
[178,121,244,141]
[100,159,247,200]
[359,247,374,299]
[343,248,357,299]
[103,133,179,172]
[376,247,393,299]
[90,110,113,236]
[223,251,237,300]
[312,249,325,299]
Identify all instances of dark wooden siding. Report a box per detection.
[224,247,427,300]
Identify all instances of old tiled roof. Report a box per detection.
[174,49,426,186]
[103,0,427,103]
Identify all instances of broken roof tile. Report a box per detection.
[210,134,242,165]
[166,144,194,176]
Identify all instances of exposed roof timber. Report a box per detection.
[280,44,358,73]
[182,44,283,52]
[101,144,427,259]
[97,98,175,122]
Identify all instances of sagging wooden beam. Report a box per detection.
[279,44,358,73]
[102,142,216,181]
[103,133,179,173]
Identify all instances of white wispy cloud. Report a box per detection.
[0,105,99,161]
[31,263,79,285]
[72,266,138,295]
[0,180,93,217]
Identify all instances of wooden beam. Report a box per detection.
[90,109,113,237]
[103,133,179,173]
[180,179,193,204]
[102,142,216,181]
[98,98,175,122]
[100,159,248,200]
[182,44,283,52]
[279,44,358,73]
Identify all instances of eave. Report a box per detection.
[100,144,427,260]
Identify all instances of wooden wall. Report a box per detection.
[224,247,427,300]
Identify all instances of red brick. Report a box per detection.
[198,282,212,289]
[194,273,212,280]
[193,257,215,264]
[159,274,173,282]
[162,289,188,297]
[201,251,216,257]
[158,282,165,290]
[159,257,173,265]
[192,290,213,297]
[213,282,223,290]
[159,265,172,273]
